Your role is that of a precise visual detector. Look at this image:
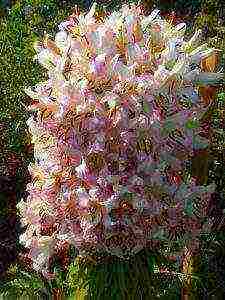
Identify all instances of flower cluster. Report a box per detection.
[17,3,222,278]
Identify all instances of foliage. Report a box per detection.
[0,248,202,300]
[0,0,225,299]
[193,0,225,68]
[0,263,48,299]
[0,0,86,165]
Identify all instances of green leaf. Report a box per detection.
[142,100,151,113]
[165,59,176,71]
[184,199,194,216]
[108,98,117,109]
[147,255,156,273]
[185,119,200,130]
[218,92,225,103]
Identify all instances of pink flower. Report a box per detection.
[90,54,108,80]
[18,2,218,277]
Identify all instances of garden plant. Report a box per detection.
[0,1,225,300]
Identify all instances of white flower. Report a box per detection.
[141,9,160,32]
[33,252,48,272]
[17,199,27,215]
[162,38,183,66]
[75,159,88,179]
[154,65,171,85]
[76,187,90,207]
[38,236,54,256]
[182,29,202,53]
[55,31,68,51]
[37,49,56,69]
[84,2,97,23]
[24,87,40,100]
[89,187,99,199]
[171,60,186,77]
[29,199,52,217]
[173,23,186,37]
[19,225,36,248]
[56,233,70,241]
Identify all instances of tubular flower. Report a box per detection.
[17,3,223,277]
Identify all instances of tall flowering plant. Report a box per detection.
[17,3,223,279]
